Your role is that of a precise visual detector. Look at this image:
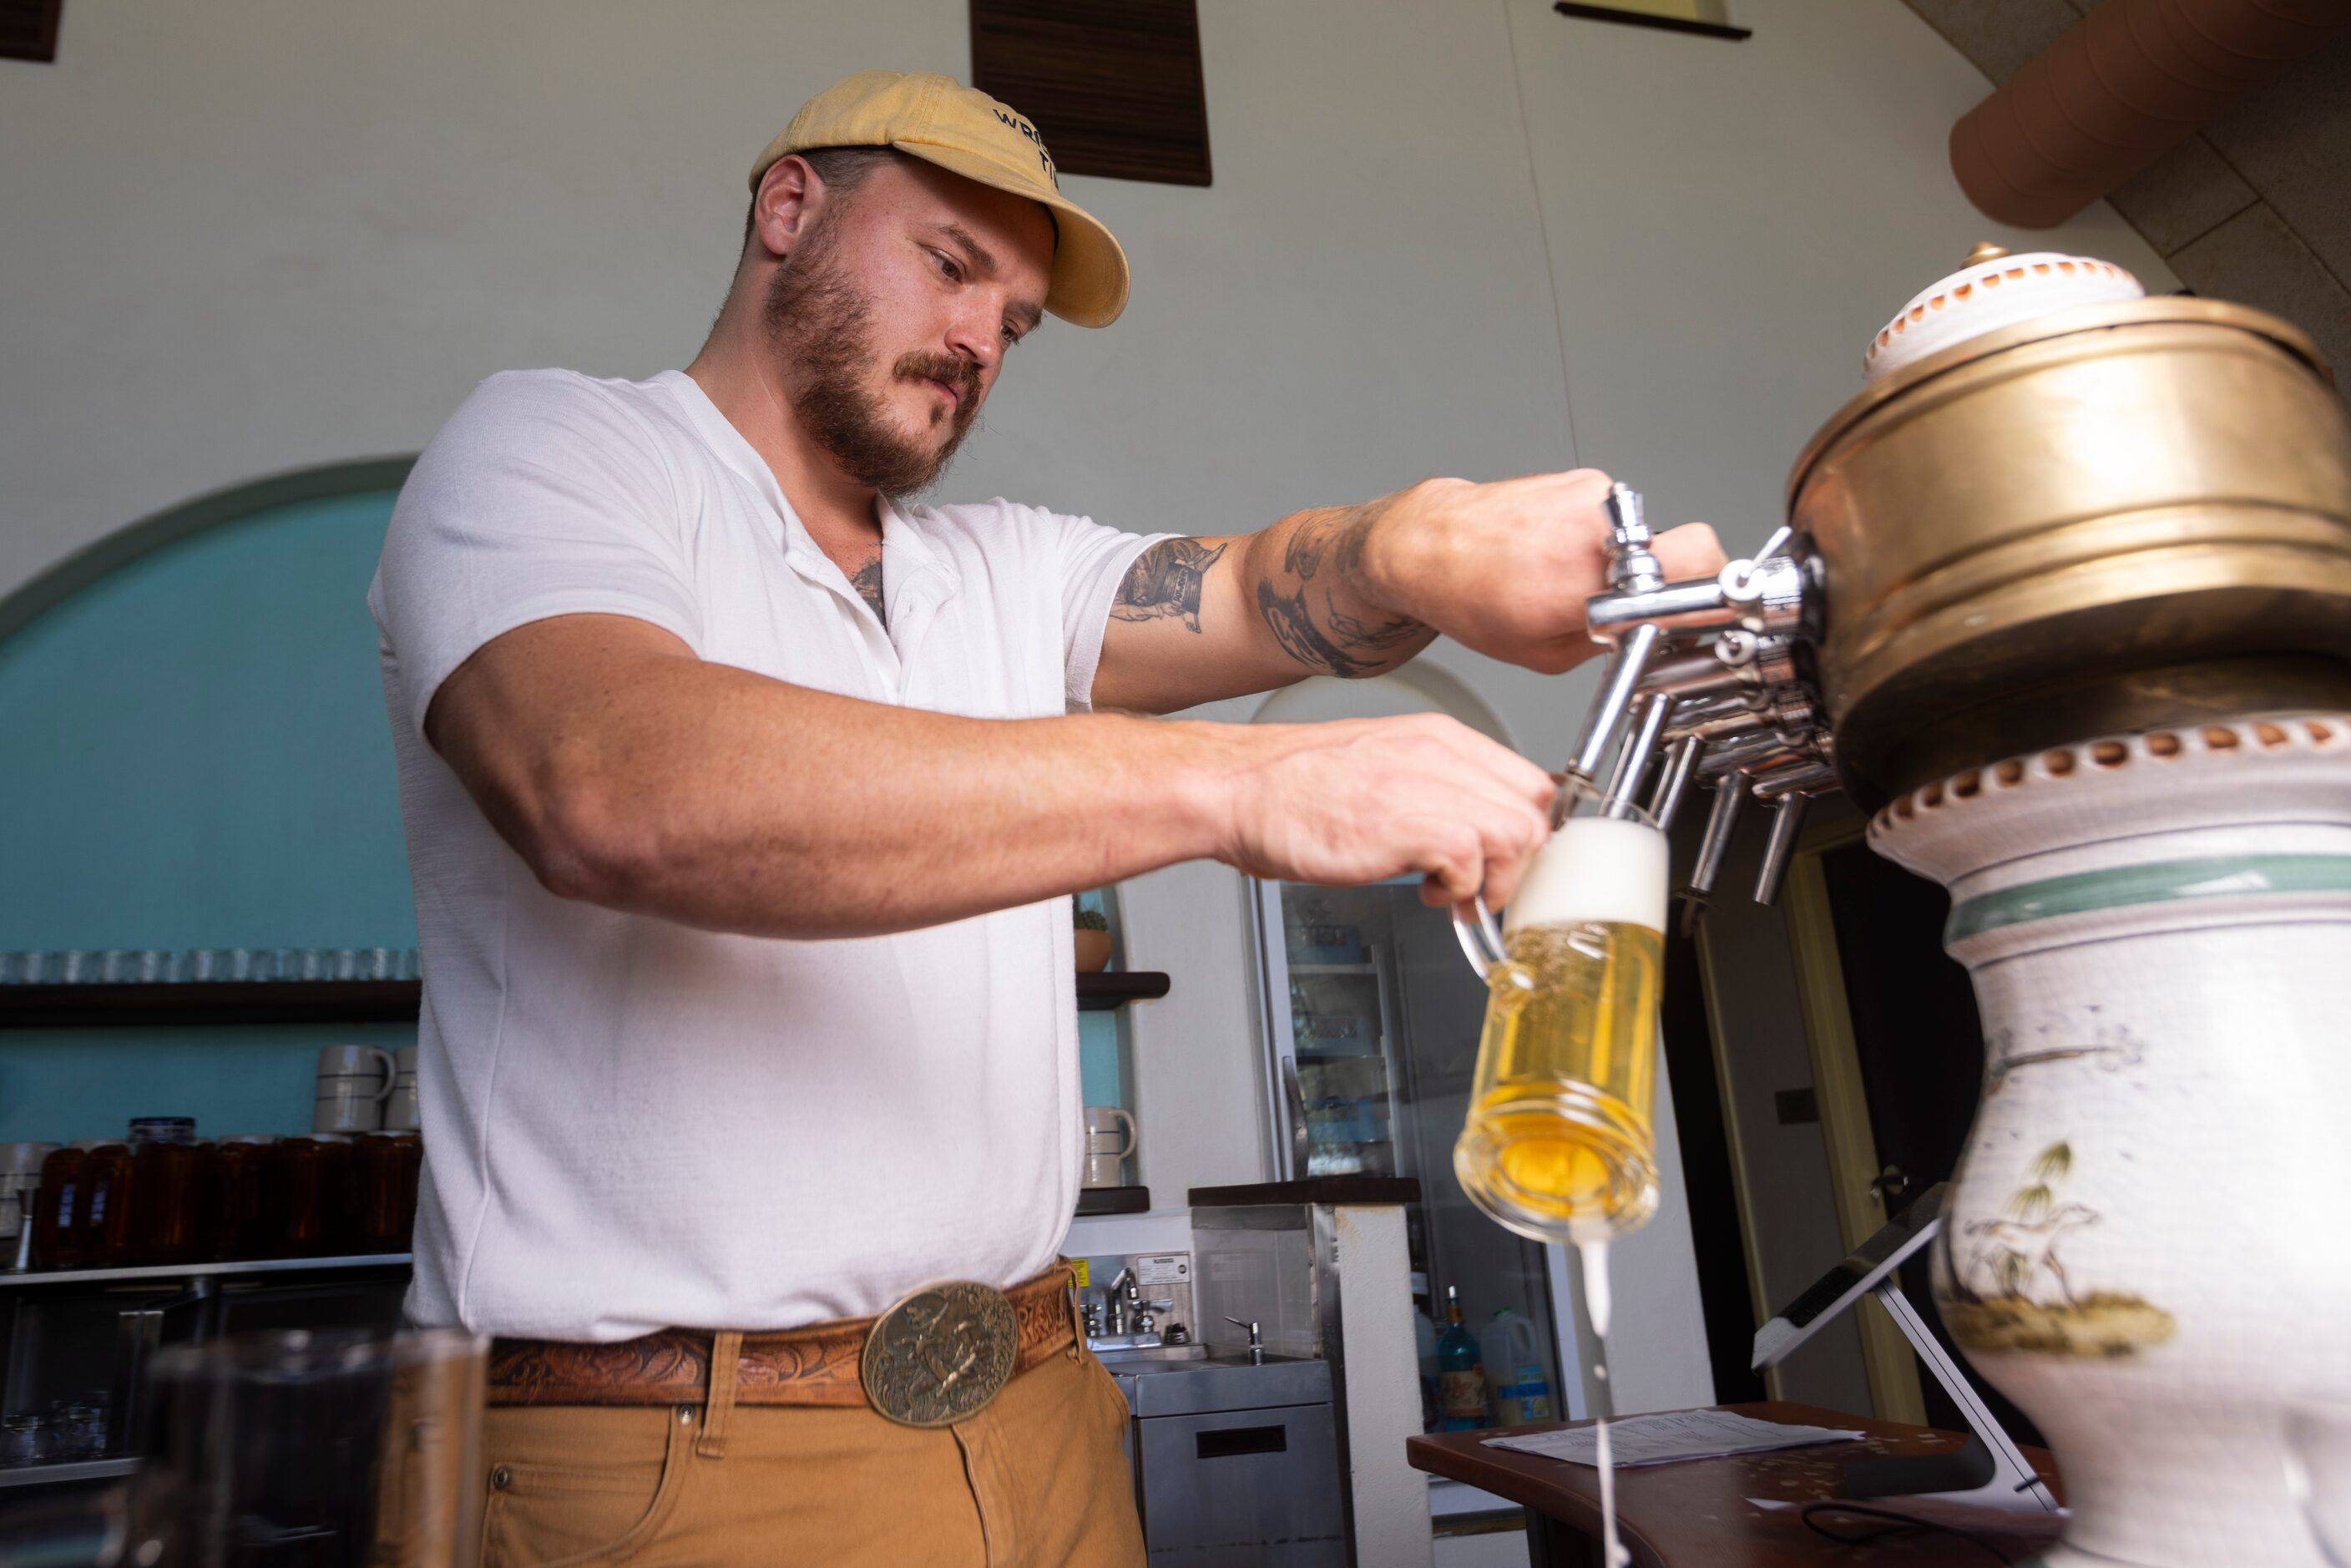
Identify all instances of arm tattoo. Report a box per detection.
[1256,583,1377,679]
[851,551,886,629]
[1112,537,1229,633]
[1256,499,1428,677]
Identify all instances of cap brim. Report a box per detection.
[892,141,1130,328]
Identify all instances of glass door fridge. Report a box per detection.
[1251,877,1589,1464]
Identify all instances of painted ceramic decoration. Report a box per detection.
[1871,715,2351,1568]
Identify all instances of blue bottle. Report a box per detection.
[1435,1285,1489,1431]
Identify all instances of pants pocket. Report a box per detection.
[482,1409,694,1567]
[1087,1353,1135,1446]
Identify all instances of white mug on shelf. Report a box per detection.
[1080,1105,1137,1190]
[382,1045,420,1133]
[315,1044,395,1134]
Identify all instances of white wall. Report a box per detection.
[3,0,2176,1410]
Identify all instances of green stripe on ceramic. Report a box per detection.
[1947,854,2351,943]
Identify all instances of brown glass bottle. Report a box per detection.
[396,1134,423,1243]
[355,1132,422,1252]
[28,1147,85,1270]
[208,1136,281,1262]
[279,1135,356,1257]
[127,1120,210,1266]
[80,1143,138,1267]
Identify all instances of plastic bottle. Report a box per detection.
[1481,1308,1556,1426]
[1435,1285,1489,1430]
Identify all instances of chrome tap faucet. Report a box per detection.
[1456,480,1837,974]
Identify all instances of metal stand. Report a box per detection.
[1752,1185,2059,1514]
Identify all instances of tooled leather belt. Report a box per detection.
[487,1267,1081,1428]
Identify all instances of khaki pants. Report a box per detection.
[478,1342,1145,1566]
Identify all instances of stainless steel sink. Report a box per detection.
[1099,1351,1332,1417]
[1095,1342,1211,1366]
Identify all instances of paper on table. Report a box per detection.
[1484,1409,1867,1469]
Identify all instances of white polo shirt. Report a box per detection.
[369,368,1168,1340]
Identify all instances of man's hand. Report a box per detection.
[1358,470,1727,675]
[1213,713,1558,911]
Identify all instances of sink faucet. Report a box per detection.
[1105,1267,1137,1336]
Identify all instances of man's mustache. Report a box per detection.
[894,352,981,401]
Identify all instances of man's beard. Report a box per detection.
[762,229,983,499]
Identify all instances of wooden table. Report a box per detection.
[1408,1402,2065,1567]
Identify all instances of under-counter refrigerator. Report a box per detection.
[1250,878,1590,1455]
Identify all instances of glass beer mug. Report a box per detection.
[1452,784,1668,1245]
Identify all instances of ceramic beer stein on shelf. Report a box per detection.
[1081,1105,1136,1189]
[314,1045,395,1135]
[382,1046,420,1134]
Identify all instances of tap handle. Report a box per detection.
[1688,777,1747,898]
[1601,689,1676,814]
[1602,484,1663,594]
[1724,524,1793,597]
[1222,1315,1263,1346]
[1605,483,1651,548]
[1648,735,1704,830]
[1567,621,1666,782]
[1752,791,1813,907]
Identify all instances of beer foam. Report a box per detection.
[1503,816,1668,936]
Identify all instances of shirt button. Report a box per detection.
[491,1465,513,1490]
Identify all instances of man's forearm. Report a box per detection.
[1094,470,1726,712]
[1090,491,1440,714]
[434,615,1564,938]
[432,619,1237,939]
[1233,491,1438,680]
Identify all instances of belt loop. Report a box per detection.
[697,1331,743,1459]
[1064,1261,1084,1362]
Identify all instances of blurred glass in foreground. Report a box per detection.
[131,1328,484,1568]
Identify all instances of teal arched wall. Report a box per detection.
[0,462,1125,1142]
[0,463,420,1141]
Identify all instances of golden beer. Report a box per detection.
[1455,811,1666,1244]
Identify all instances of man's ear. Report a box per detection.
[751,155,825,262]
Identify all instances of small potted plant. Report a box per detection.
[1073,908,1113,974]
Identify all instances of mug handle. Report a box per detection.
[366,1046,397,1105]
[1109,1107,1138,1160]
[1452,898,1534,992]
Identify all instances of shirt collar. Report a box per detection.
[654,372,957,593]
[652,370,813,554]
[877,496,955,589]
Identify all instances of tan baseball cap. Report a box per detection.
[751,70,1130,328]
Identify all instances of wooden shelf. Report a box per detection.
[1076,971,1170,1010]
[0,1252,412,1291]
[1074,1186,1151,1216]
[0,1456,139,1490]
[1190,1177,1422,1209]
[0,980,421,1029]
[3,970,1173,1028]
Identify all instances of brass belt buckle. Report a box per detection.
[861,1281,1019,1428]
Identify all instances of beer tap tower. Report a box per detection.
[1489,247,2351,1567]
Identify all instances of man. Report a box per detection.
[372,69,1720,1565]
